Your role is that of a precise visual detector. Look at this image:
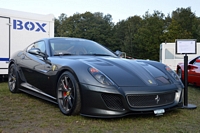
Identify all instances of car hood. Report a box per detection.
[80,57,169,87]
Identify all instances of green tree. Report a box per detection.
[123,16,142,57]
[163,7,197,42]
[55,12,115,49]
[192,17,200,42]
[54,13,68,37]
[113,16,142,57]
[112,20,127,52]
[163,19,193,42]
[53,7,200,60]
[134,11,165,60]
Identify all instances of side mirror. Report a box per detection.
[28,48,48,60]
[115,50,122,57]
[188,64,198,69]
[115,50,127,58]
[28,48,41,55]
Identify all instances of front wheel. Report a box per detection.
[57,71,81,115]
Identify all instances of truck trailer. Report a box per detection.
[159,42,200,70]
[0,8,54,77]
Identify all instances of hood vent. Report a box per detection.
[156,76,170,84]
[84,59,113,66]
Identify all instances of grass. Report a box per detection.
[0,81,200,133]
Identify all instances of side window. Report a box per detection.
[26,43,35,52]
[193,58,200,66]
[26,41,46,55]
[165,48,174,59]
[34,41,46,53]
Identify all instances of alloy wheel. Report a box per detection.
[57,75,75,113]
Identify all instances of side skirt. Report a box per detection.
[20,83,57,104]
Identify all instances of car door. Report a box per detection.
[188,58,200,85]
[19,41,49,90]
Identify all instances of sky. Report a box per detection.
[0,0,200,23]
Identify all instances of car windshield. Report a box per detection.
[49,38,117,57]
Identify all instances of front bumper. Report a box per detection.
[79,83,184,118]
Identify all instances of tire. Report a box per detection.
[8,64,20,93]
[177,69,183,82]
[57,71,81,115]
[177,68,182,80]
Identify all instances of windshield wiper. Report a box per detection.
[53,53,73,56]
[82,53,113,56]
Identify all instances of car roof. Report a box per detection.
[41,37,90,41]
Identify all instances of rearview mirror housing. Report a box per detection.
[28,48,48,60]
[115,50,122,57]
[188,64,198,69]
[28,48,41,55]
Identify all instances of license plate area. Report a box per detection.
[154,109,165,115]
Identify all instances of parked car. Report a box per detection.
[8,37,184,118]
[177,56,200,86]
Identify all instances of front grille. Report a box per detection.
[101,94,124,110]
[127,91,175,108]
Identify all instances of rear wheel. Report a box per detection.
[8,64,20,93]
[57,71,81,115]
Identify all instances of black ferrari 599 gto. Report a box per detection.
[8,37,184,118]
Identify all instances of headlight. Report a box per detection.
[175,89,182,102]
[89,67,114,85]
[165,66,180,81]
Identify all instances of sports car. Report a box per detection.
[177,56,200,86]
[8,37,184,118]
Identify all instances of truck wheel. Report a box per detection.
[57,71,81,115]
[8,64,20,93]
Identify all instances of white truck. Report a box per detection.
[159,42,200,70]
[0,8,54,77]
